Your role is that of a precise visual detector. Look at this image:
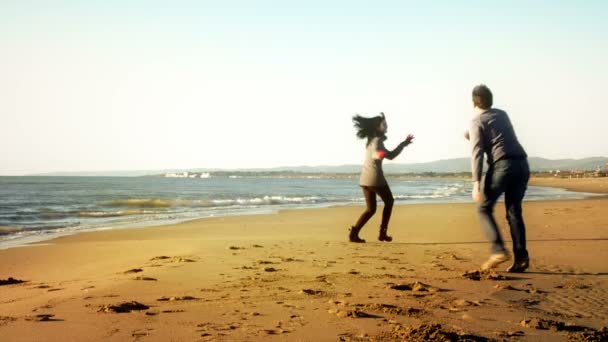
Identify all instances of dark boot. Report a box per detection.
[349,226,366,243]
[378,226,392,242]
[506,259,529,273]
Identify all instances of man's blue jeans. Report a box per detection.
[478,159,530,261]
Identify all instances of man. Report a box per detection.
[466,84,530,272]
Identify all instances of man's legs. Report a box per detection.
[505,160,530,271]
[479,165,508,254]
[479,163,510,269]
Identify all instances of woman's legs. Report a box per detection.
[375,185,394,230]
[375,185,394,241]
[354,186,377,230]
[351,185,395,242]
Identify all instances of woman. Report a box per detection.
[350,112,414,243]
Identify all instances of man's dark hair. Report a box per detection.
[472,84,493,109]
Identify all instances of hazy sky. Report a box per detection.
[1,1,607,175]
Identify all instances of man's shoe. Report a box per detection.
[507,259,529,273]
[349,226,366,243]
[481,252,511,271]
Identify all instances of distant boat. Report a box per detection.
[200,172,211,178]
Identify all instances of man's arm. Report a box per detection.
[469,121,484,202]
[469,121,484,182]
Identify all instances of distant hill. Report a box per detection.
[27,157,608,177]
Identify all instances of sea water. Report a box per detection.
[0,176,597,249]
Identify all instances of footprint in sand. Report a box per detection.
[197,322,242,338]
[256,260,277,265]
[149,255,198,263]
[133,276,157,281]
[122,268,143,274]
[495,330,525,338]
[259,328,289,335]
[157,296,199,301]
[328,308,382,319]
[32,304,53,312]
[431,261,452,271]
[279,257,305,262]
[546,280,608,319]
[436,252,468,262]
[0,316,18,325]
[361,303,425,317]
[374,323,488,341]
[24,314,61,322]
[493,284,545,294]
[443,299,482,312]
[131,327,154,338]
[520,317,594,332]
[388,281,443,295]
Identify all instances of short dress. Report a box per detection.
[359,136,388,187]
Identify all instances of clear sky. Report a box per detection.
[1,0,607,175]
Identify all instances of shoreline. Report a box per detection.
[1,177,606,251]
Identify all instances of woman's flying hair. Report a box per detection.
[352,112,385,140]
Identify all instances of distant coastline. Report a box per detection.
[22,156,608,177]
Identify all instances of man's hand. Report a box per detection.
[472,181,481,203]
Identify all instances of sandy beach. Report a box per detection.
[1,178,607,341]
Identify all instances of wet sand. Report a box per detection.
[529,176,608,194]
[1,182,607,341]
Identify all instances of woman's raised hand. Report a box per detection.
[404,134,415,146]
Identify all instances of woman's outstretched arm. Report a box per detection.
[383,134,415,160]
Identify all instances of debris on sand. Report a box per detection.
[98,301,150,313]
[376,323,489,341]
[0,277,26,286]
[149,256,171,261]
[462,270,508,281]
[300,289,324,296]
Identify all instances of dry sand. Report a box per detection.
[1,181,607,341]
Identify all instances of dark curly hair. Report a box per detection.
[352,112,385,141]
